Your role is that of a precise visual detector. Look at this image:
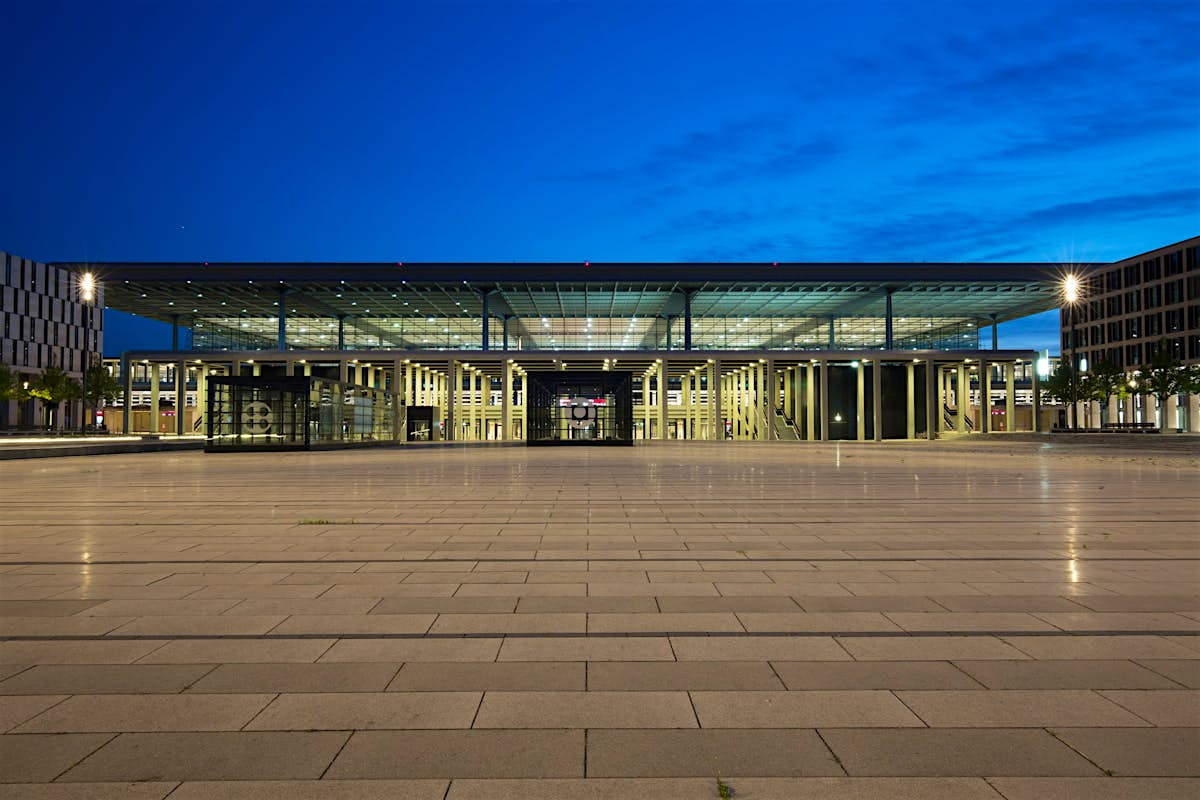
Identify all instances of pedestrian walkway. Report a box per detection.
[0,440,1197,798]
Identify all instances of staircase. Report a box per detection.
[773,407,800,440]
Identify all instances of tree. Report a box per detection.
[1080,360,1125,425]
[1135,347,1186,431]
[82,364,121,412]
[28,361,80,430]
[1039,362,1075,406]
[0,362,27,402]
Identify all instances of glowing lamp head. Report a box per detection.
[79,272,96,303]
[1063,274,1080,304]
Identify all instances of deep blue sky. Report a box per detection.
[2,0,1197,355]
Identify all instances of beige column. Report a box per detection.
[1187,393,1200,433]
[856,360,866,441]
[175,360,187,436]
[710,360,721,441]
[872,359,883,442]
[451,361,462,441]
[150,363,161,435]
[1030,365,1041,433]
[1165,394,1179,432]
[1005,363,1016,432]
[936,367,946,432]
[805,363,816,441]
[338,359,348,384]
[657,360,668,440]
[926,359,938,440]
[819,359,830,441]
[196,364,208,436]
[1106,395,1119,426]
[502,360,513,440]
[1123,394,1135,424]
[979,361,990,434]
[906,362,916,439]
[284,360,295,377]
[764,359,776,440]
[643,374,652,439]
[956,363,967,433]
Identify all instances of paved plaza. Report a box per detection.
[0,439,1198,798]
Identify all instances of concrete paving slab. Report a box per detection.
[1050,728,1200,776]
[387,662,584,691]
[986,777,1200,799]
[14,693,275,732]
[955,660,1184,690]
[0,783,176,800]
[586,728,843,776]
[821,728,1103,776]
[895,690,1149,727]
[244,691,481,730]
[0,733,115,781]
[771,660,983,690]
[186,662,399,693]
[60,731,351,781]
[163,781,449,799]
[443,777,1006,799]
[324,730,584,778]
[473,690,697,728]
[691,690,924,727]
[587,661,784,691]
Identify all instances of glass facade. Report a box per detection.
[206,375,399,451]
[525,371,634,445]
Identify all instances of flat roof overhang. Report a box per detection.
[59,260,1081,329]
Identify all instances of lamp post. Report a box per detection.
[79,272,95,434]
[1063,274,1080,431]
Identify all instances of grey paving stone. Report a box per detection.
[587,661,784,690]
[771,661,982,690]
[670,635,850,661]
[1000,635,1200,660]
[15,693,276,732]
[496,636,674,662]
[0,640,170,665]
[443,777,1006,799]
[1051,728,1200,776]
[1097,690,1200,726]
[691,690,923,728]
[956,660,1184,690]
[0,695,66,732]
[0,733,115,781]
[820,728,1102,776]
[1136,659,1200,688]
[792,596,947,612]
[927,596,1090,613]
[162,781,449,799]
[372,597,518,614]
[60,731,351,781]
[324,730,584,778]
[837,636,1030,661]
[245,691,481,730]
[588,612,745,633]
[586,728,843,776]
[515,597,659,613]
[0,599,104,616]
[186,662,399,693]
[895,690,1148,727]
[388,662,584,691]
[138,640,335,664]
[0,664,214,696]
[0,783,176,800]
[320,638,500,662]
[473,690,696,728]
[985,777,1200,799]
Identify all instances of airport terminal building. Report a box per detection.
[54,257,1073,445]
[4,236,1193,444]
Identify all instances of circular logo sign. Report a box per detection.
[241,401,272,434]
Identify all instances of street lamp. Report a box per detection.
[79,272,96,434]
[1062,274,1081,431]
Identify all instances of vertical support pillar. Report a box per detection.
[936,366,946,432]
[502,316,510,351]
[819,358,830,441]
[481,290,490,351]
[1031,365,1042,433]
[502,359,513,440]
[175,359,187,436]
[196,363,208,437]
[277,287,287,350]
[657,360,669,440]
[905,362,916,439]
[337,315,346,350]
[764,359,776,440]
[150,363,161,435]
[979,360,990,434]
[121,353,132,434]
[856,360,866,441]
[710,360,721,441]
[171,314,180,352]
[925,360,938,440]
[338,359,348,384]
[1187,393,1200,433]
[872,359,883,441]
[284,360,295,377]
[683,290,693,351]
[990,313,999,350]
[805,363,816,441]
[956,363,967,433]
[1006,363,1016,432]
[828,316,836,348]
[884,289,894,350]
[450,361,461,441]
[1165,394,1179,432]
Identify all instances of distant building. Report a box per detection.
[1,252,102,429]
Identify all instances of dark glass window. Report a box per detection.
[1167,337,1184,359]
[1143,285,1162,308]
[1187,275,1200,301]
[1125,317,1141,338]
[1164,251,1183,276]
[1143,313,1162,336]
[1165,279,1184,305]
[1187,305,1200,330]
[1123,292,1140,314]
[1105,271,1122,291]
[1166,308,1183,332]
[1124,263,1141,285]
[1144,257,1162,280]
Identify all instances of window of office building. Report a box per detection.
[1143,312,1162,336]
[1165,279,1184,305]
[1143,285,1162,308]
[1164,251,1183,276]
[1166,308,1184,333]
[1144,257,1162,281]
